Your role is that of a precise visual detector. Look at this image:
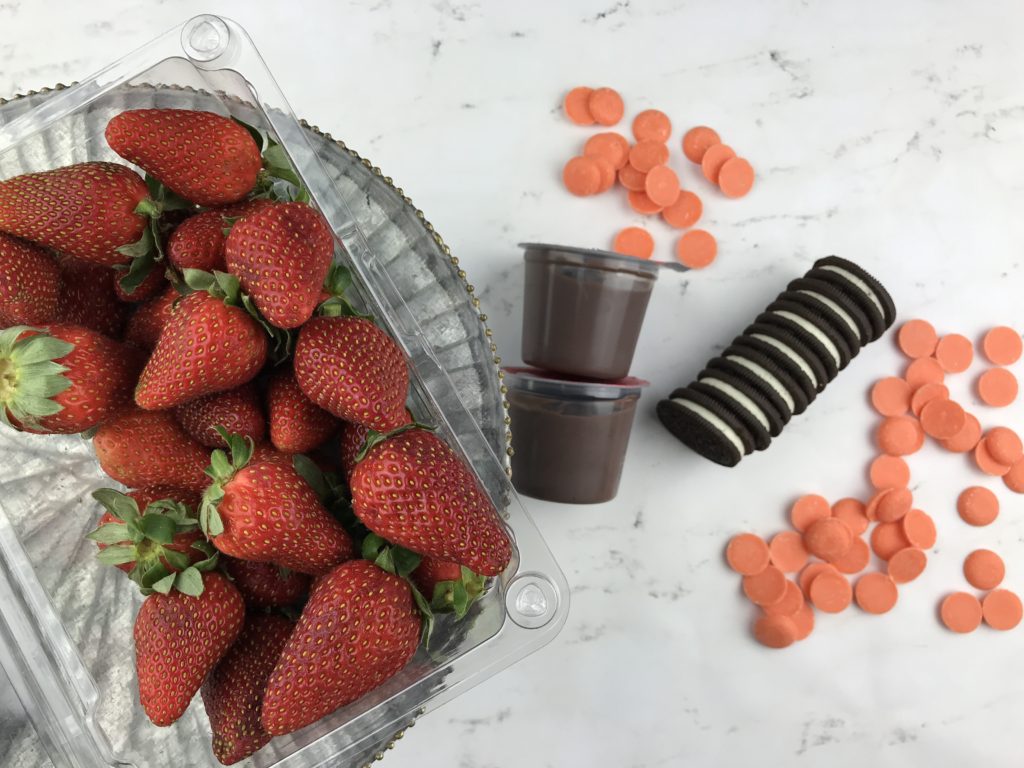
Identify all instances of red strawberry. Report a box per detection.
[93,407,211,491]
[293,317,410,431]
[411,555,486,619]
[266,368,337,453]
[351,429,513,576]
[338,421,369,479]
[106,110,261,207]
[135,291,267,410]
[125,287,178,349]
[223,557,311,609]
[0,324,143,434]
[55,256,131,339]
[0,162,149,266]
[261,560,420,736]
[224,202,334,329]
[134,571,244,726]
[201,437,354,575]
[0,233,60,325]
[89,486,205,579]
[175,383,266,448]
[167,199,276,274]
[201,613,294,765]
[114,262,166,303]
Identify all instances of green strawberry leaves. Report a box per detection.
[427,566,486,620]
[87,488,212,595]
[115,176,196,296]
[233,116,310,202]
[292,454,368,539]
[200,430,255,538]
[0,326,74,430]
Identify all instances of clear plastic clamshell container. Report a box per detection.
[0,14,568,768]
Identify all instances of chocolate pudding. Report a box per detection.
[504,368,647,504]
[520,244,658,380]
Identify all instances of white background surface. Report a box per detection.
[4,1,1024,766]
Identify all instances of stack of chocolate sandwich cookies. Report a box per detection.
[657,256,897,466]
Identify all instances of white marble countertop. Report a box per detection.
[4,1,1024,766]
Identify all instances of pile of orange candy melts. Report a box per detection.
[727,320,1024,648]
[561,86,755,270]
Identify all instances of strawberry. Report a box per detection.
[351,429,513,576]
[88,486,206,583]
[0,324,143,434]
[266,368,337,453]
[134,571,244,726]
[175,383,266,448]
[114,262,166,303]
[124,287,178,349]
[167,199,276,274]
[93,407,211,491]
[106,110,261,207]
[338,421,369,479]
[0,233,60,325]
[135,290,267,410]
[201,613,294,765]
[200,434,354,575]
[55,255,131,339]
[0,162,149,266]
[224,202,334,329]
[293,317,410,431]
[223,556,311,609]
[260,560,420,736]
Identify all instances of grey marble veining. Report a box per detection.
[3,1,1024,767]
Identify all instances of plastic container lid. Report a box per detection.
[503,366,649,399]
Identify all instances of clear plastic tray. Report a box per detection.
[0,14,568,768]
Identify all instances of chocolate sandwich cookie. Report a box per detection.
[802,267,887,341]
[690,380,772,451]
[755,312,840,383]
[692,368,786,438]
[658,386,755,467]
[743,321,830,393]
[721,343,811,416]
[765,297,854,370]
[703,356,794,424]
[731,333,818,405]
[813,255,896,330]
[785,276,874,346]
[776,290,862,357]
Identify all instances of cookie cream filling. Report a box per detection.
[671,397,746,457]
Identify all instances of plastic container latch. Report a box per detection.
[506,573,559,629]
[181,15,230,62]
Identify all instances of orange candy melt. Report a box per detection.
[700,143,736,184]
[632,109,672,143]
[682,126,721,163]
[563,87,595,125]
[718,157,755,199]
[661,191,703,229]
[675,229,717,269]
[854,573,898,614]
[897,319,938,359]
[588,88,624,126]
[978,367,1018,407]
[643,165,681,207]
[611,227,655,259]
[982,326,1022,366]
[941,592,983,633]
